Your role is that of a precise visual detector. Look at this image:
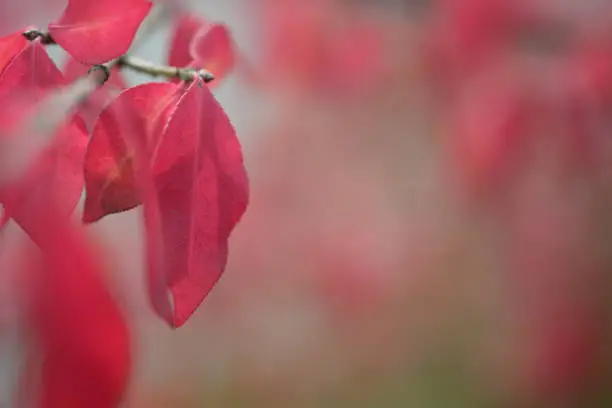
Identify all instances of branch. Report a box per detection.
[117,55,215,83]
[21,29,214,84]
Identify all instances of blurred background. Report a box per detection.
[3,0,612,407]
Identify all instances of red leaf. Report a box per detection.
[0,41,87,243]
[168,15,234,85]
[146,80,248,327]
[0,30,28,75]
[19,209,130,408]
[48,0,153,64]
[83,82,182,223]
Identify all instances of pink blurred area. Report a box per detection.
[3,0,612,407]
[0,0,65,35]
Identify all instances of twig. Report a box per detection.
[118,55,215,83]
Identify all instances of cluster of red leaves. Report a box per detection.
[0,0,247,407]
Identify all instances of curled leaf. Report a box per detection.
[83,82,181,223]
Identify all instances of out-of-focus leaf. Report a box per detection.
[189,24,234,84]
[0,41,87,244]
[18,207,130,408]
[167,14,205,69]
[168,15,234,86]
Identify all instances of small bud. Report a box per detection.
[198,69,215,83]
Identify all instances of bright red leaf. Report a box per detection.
[18,207,131,408]
[145,80,249,327]
[48,0,153,64]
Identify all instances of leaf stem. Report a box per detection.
[117,55,215,83]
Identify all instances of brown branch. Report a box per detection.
[117,55,215,83]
